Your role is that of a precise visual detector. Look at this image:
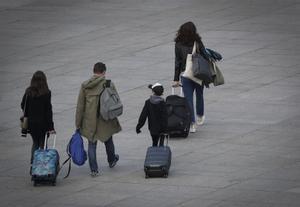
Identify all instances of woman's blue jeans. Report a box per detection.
[88,137,115,172]
[181,76,204,123]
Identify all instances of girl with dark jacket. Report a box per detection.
[136,83,167,147]
[21,71,55,168]
[173,21,207,133]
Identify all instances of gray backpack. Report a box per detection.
[98,80,123,121]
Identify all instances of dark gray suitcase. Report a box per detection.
[144,134,171,178]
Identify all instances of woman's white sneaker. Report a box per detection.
[190,123,196,133]
[197,115,205,125]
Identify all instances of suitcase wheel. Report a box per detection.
[164,173,168,178]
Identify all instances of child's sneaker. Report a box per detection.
[109,154,119,168]
[190,123,196,133]
[197,115,205,125]
[90,171,100,177]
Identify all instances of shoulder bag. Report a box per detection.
[191,42,213,84]
[212,61,225,86]
[182,42,203,85]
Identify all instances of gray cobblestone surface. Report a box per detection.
[0,0,299,206]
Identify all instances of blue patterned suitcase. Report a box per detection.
[31,134,59,186]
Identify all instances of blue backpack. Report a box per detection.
[62,130,87,178]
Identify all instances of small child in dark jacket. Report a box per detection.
[136,83,168,147]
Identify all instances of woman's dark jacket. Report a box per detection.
[174,41,206,81]
[136,96,167,135]
[21,91,54,132]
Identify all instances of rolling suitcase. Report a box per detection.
[166,87,191,138]
[31,134,59,186]
[144,134,171,178]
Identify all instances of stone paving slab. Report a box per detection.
[0,0,300,206]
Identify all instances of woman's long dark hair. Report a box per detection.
[174,21,203,47]
[26,71,50,97]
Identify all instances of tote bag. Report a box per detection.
[192,52,213,84]
[182,42,203,85]
[212,62,225,86]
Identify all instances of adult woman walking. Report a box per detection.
[173,21,207,133]
[21,71,55,172]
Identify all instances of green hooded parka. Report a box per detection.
[75,75,122,142]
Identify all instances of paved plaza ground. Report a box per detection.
[0,0,300,206]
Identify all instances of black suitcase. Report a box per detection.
[166,87,191,138]
[144,134,172,178]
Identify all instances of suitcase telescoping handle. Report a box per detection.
[161,133,170,147]
[171,85,183,96]
[43,133,56,150]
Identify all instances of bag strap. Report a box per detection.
[60,156,71,179]
[192,41,197,54]
[105,79,111,88]
[97,79,111,118]
[23,94,28,116]
[192,41,204,55]
[60,139,72,179]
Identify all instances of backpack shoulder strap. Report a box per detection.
[105,79,111,88]
[97,79,111,118]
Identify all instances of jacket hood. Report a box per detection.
[83,75,105,89]
[150,95,164,104]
